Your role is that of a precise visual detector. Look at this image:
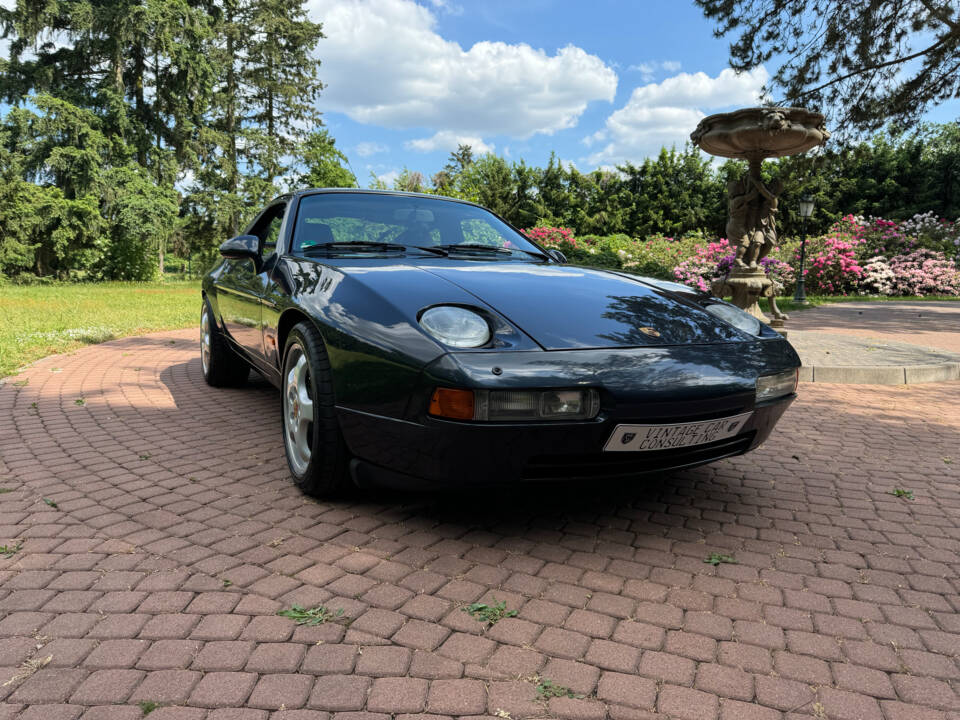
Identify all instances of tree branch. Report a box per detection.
[787,34,953,100]
[916,0,960,33]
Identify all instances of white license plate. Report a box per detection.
[603,412,753,452]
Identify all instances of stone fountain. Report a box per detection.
[690,107,829,322]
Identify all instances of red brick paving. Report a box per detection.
[0,328,958,719]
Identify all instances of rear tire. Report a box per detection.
[281,322,352,497]
[201,299,249,387]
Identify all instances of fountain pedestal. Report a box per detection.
[691,107,829,323]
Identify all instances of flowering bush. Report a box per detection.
[899,211,960,257]
[672,239,735,292]
[886,250,960,295]
[860,257,897,295]
[799,229,865,295]
[520,217,960,299]
[759,256,796,294]
[523,226,577,248]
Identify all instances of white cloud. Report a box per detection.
[628,60,682,82]
[307,0,617,147]
[405,131,493,154]
[585,66,768,166]
[355,141,389,157]
[424,0,462,15]
[374,169,400,187]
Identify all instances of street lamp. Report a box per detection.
[793,194,815,304]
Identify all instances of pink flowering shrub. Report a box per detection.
[800,229,865,295]
[886,250,960,295]
[673,239,734,292]
[523,226,578,248]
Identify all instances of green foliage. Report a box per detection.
[1,0,324,279]
[704,553,738,566]
[138,700,160,716]
[462,599,518,625]
[296,130,357,189]
[888,488,914,500]
[0,540,23,558]
[42,497,59,509]
[535,678,584,701]
[277,604,345,626]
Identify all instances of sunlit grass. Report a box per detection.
[0,280,201,378]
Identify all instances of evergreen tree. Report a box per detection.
[295,130,356,188]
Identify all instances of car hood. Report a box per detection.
[419,262,747,350]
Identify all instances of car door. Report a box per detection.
[215,202,288,361]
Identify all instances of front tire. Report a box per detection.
[281,322,351,497]
[201,299,249,387]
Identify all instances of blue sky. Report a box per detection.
[307,0,960,187]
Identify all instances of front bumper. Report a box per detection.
[338,340,799,488]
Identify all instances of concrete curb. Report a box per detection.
[798,361,960,385]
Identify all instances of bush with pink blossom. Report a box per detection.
[673,239,734,293]
[886,250,960,295]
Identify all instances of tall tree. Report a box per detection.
[296,129,356,188]
[695,0,960,134]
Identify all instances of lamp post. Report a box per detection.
[793,194,815,304]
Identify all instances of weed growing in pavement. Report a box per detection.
[1,541,23,558]
[221,579,232,587]
[534,677,584,701]
[463,599,518,625]
[277,604,345,625]
[74,397,85,405]
[704,552,737,566]
[42,497,59,509]
[139,453,151,460]
[138,700,160,715]
[889,488,914,500]
[0,488,13,494]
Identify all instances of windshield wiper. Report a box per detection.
[436,243,513,254]
[302,241,407,253]
[434,243,549,260]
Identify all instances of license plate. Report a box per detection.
[603,412,753,452]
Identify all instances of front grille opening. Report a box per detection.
[522,432,755,481]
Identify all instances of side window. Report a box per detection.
[250,203,286,255]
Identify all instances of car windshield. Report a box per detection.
[290,193,545,258]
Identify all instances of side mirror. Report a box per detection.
[545,248,567,264]
[220,234,260,263]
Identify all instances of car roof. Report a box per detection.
[281,187,483,208]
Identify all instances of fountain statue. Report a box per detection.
[690,107,829,321]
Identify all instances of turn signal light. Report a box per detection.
[429,387,600,421]
[429,387,475,420]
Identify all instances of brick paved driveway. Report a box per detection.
[1,328,959,720]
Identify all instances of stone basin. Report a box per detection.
[690,106,829,161]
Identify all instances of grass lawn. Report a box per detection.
[0,280,201,378]
[760,294,960,316]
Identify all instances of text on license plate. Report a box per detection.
[603,412,753,452]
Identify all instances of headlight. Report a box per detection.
[704,302,762,336]
[419,306,491,348]
[756,368,798,401]
[429,388,600,421]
